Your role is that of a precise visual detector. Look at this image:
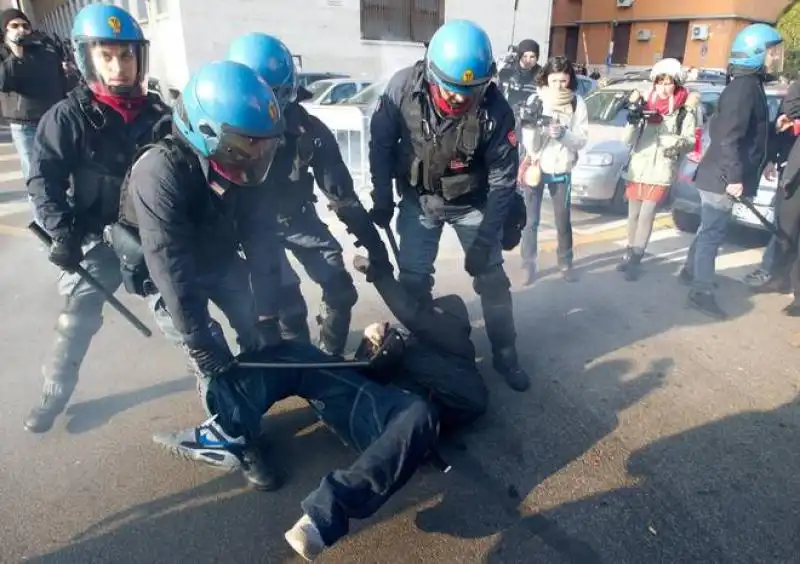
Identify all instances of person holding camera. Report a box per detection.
[497,38,541,112]
[617,58,699,281]
[0,8,67,222]
[517,56,588,285]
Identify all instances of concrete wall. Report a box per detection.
[177,0,552,90]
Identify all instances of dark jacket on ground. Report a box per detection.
[366,271,488,431]
[694,72,772,198]
[0,38,66,123]
[127,133,282,349]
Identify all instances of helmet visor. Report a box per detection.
[76,39,149,97]
[766,42,785,74]
[210,129,282,187]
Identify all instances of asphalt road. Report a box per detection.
[0,129,798,564]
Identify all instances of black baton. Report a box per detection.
[237,360,372,370]
[28,221,153,337]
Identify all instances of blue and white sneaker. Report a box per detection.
[152,415,244,471]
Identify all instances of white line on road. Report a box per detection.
[0,199,30,218]
[0,170,23,183]
[0,153,20,163]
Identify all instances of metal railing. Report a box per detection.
[303,104,371,194]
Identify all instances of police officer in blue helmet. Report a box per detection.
[225,32,391,356]
[123,60,287,490]
[24,3,171,434]
[679,23,784,319]
[369,20,530,391]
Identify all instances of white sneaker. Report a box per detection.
[152,414,245,470]
[284,514,326,561]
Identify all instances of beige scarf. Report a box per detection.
[539,85,575,117]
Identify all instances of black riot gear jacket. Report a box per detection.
[28,85,171,241]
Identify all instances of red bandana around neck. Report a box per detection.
[645,86,689,122]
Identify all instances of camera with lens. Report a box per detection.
[626,96,659,125]
[518,97,553,127]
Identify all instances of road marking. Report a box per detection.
[538,214,675,253]
[0,223,28,237]
[0,153,20,163]
[0,170,23,183]
[0,200,31,218]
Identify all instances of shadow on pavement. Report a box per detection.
[64,376,197,435]
[485,394,800,563]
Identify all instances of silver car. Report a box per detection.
[670,83,787,233]
[570,80,711,213]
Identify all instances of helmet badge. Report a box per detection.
[462,69,474,82]
[108,16,122,36]
[268,101,279,121]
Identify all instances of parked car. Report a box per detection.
[569,79,713,213]
[300,78,372,106]
[575,75,597,97]
[669,82,787,233]
[296,72,349,89]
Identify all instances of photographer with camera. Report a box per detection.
[617,58,699,281]
[0,8,67,222]
[497,39,541,112]
[517,56,588,285]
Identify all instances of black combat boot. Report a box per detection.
[23,380,75,433]
[616,247,634,272]
[624,249,644,281]
[492,347,530,392]
[241,445,284,491]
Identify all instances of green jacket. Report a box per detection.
[622,93,699,187]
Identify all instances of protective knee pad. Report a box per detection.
[279,284,311,342]
[44,297,106,385]
[398,272,434,305]
[472,266,511,298]
[317,271,358,355]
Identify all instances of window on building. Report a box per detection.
[361,0,443,43]
[135,0,149,22]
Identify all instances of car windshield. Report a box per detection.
[584,90,632,124]
[306,80,334,100]
[345,80,386,105]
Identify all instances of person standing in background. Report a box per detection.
[0,8,67,222]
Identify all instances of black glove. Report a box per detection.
[464,236,493,277]
[187,345,234,378]
[48,232,83,272]
[254,318,282,350]
[369,204,394,228]
[626,100,645,125]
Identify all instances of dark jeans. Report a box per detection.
[207,341,439,547]
[773,186,800,297]
[684,189,733,292]
[520,174,574,268]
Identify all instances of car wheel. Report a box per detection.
[609,178,627,215]
[672,208,700,233]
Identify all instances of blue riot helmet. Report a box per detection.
[227,33,297,109]
[425,20,495,116]
[173,60,285,188]
[729,23,784,72]
[71,3,149,98]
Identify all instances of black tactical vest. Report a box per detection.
[266,103,316,217]
[70,86,171,234]
[398,62,489,202]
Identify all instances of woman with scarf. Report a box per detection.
[617,58,699,280]
[517,56,589,285]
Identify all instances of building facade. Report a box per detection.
[550,0,791,71]
[23,0,553,91]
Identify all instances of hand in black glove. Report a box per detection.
[48,232,83,272]
[369,204,394,228]
[464,236,493,277]
[254,318,282,350]
[187,345,234,378]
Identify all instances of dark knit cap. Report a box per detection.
[2,9,30,31]
[517,39,540,57]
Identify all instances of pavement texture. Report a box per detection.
[0,129,797,564]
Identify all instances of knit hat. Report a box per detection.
[517,39,540,58]
[2,9,30,32]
